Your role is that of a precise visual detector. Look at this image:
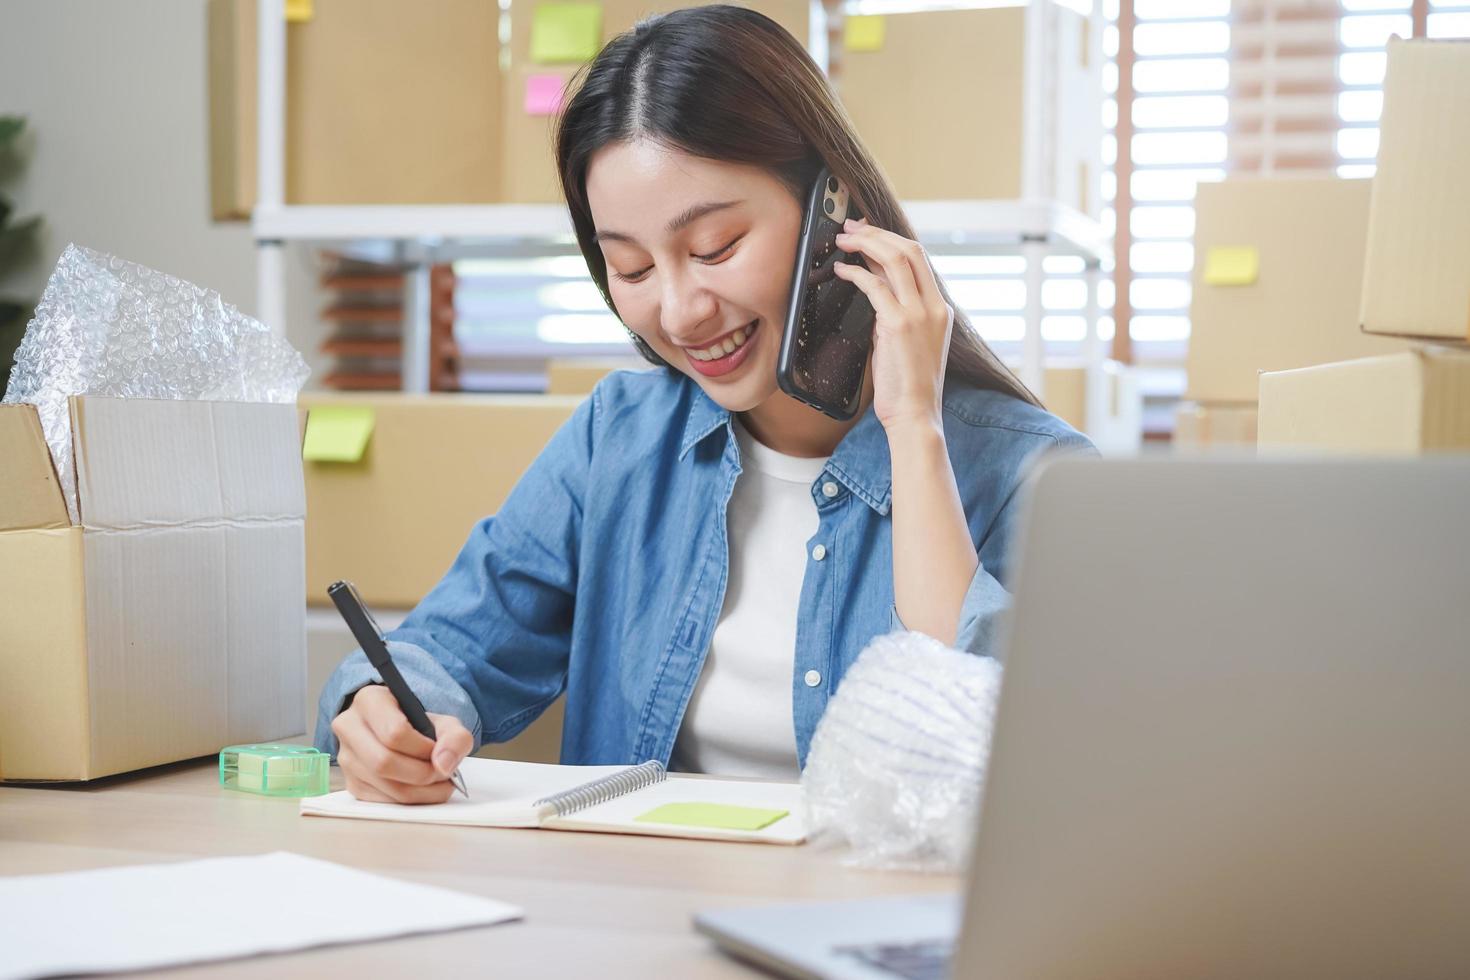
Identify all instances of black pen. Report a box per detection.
[327,579,469,799]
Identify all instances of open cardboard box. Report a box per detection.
[0,396,306,782]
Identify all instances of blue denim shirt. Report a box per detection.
[314,367,1092,769]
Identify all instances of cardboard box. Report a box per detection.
[301,394,582,608]
[1360,39,1470,343]
[1258,347,1470,454]
[209,0,502,218]
[501,0,813,204]
[1187,177,1411,404]
[546,358,645,395]
[0,397,306,782]
[1173,402,1259,449]
[840,2,1101,211]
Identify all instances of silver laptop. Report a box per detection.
[696,456,1470,980]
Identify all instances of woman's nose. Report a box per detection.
[660,272,719,343]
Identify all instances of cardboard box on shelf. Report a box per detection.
[501,0,814,204]
[546,357,647,395]
[840,1,1101,211]
[300,394,581,609]
[0,397,306,782]
[1360,39,1470,344]
[1258,347,1470,454]
[209,0,502,218]
[1173,402,1259,449]
[1187,176,1410,404]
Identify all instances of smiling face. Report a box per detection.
[586,140,803,413]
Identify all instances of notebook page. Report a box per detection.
[0,852,519,980]
[547,775,807,844]
[300,757,630,827]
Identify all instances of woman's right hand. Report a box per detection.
[330,684,473,804]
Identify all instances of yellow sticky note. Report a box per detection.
[531,3,602,64]
[285,0,313,23]
[845,15,886,52]
[634,802,789,832]
[1204,245,1259,286]
[302,407,375,463]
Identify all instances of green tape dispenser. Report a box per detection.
[219,744,330,798]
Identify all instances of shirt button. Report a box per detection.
[811,544,827,561]
[821,481,840,499]
[804,669,822,687]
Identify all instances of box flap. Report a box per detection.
[72,396,305,529]
[1360,39,1470,343]
[0,527,90,782]
[1420,347,1470,449]
[0,403,71,532]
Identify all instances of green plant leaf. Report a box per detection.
[0,116,25,149]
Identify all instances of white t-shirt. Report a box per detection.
[669,419,829,780]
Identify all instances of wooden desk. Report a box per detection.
[0,758,958,977]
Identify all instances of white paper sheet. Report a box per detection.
[0,851,521,980]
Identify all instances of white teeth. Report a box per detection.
[690,322,755,362]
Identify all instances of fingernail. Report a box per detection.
[844,218,858,230]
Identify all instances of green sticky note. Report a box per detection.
[531,3,602,64]
[634,802,789,832]
[1204,245,1259,286]
[302,406,375,463]
[845,15,886,53]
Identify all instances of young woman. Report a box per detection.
[317,5,1092,804]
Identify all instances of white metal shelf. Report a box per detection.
[253,200,1108,261]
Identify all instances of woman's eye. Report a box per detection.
[612,266,652,284]
[695,236,743,263]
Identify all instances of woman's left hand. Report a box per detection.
[832,219,954,435]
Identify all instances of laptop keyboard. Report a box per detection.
[834,938,953,980]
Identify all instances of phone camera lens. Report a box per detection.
[827,177,840,193]
[824,198,835,215]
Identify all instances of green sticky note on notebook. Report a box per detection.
[302,406,375,463]
[531,2,602,64]
[844,15,886,52]
[1203,245,1259,286]
[634,802,790,832]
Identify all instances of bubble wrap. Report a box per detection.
[802,632,1003,873]
[2,244,309,522]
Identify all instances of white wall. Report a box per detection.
[0,0,325,383]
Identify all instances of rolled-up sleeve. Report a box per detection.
[311,389,598,758]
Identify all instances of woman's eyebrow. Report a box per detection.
[593,199,744,245]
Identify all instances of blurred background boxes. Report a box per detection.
[1172,402,1258,450]
[209,0,503,217]
[839,1,1101,214]
[1258,348,1470,455]
[300,393,581,608]
[1186,176,1409,407]
[1359,39,1470,344]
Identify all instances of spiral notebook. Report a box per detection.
[300,757,807,845]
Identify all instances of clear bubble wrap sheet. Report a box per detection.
[802,632,1003,872]
[2,244,309,521]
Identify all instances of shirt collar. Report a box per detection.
[678,381,893,516]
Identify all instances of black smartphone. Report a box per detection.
[776,169,876,421]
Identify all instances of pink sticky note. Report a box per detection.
[525,74,566,116]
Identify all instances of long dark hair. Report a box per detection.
[555,4,1040,408]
